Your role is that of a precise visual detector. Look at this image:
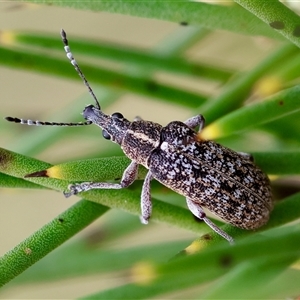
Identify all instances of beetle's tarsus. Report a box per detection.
[63,184,78,198]
[140,216,149,224]
[63,191,73,198]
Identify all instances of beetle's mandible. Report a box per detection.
[5,30,273,243]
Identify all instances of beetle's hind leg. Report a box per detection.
[186,198,234,244]
[64,160,139,197]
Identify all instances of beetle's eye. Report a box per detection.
[102,130,111,140]
[112,112,123,119]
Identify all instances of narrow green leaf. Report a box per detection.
[152,26,209,56]
[12,239,189,283]
[235,0,300,47]
[0,199,108,287]
[32,157,147,181]
[261,268,300,299]
[197,43,298,124]
[0,46,205,108]
[0,172,44,189]
[83,225,300,299]
[27,0,284,39]
[0,147,52,179]
[201,85,300,139]
[264,192,300,230]
[252,152,300,175]
[9,31,232,83]
[200,254,297,299]
[261,111,300,146]
[270,51,300,83]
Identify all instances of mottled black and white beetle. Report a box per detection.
[6,30,273,243]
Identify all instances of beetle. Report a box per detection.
[6,30,273,243]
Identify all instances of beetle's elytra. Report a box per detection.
[5,30,273,243]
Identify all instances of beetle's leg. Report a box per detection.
[133,116,143,121]
[140,171,153,224]
[238,151,254,161]
[186,198,234,244]
[184,115,205,131]
[64,160,138,197]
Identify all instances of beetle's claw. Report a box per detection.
[140,216,149,225]
[63,184,78,198]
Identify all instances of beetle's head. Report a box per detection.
[83,104,131,145]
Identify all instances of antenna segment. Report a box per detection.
[60,29,101,109]
[5,116,92,126]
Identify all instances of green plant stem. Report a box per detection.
[235,0,300,47]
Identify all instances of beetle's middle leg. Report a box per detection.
[184,115,205,131]
[186,198,234,244]
[140,171,153,224]
[64,160,139,197]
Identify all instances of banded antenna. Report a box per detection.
[5,29,100,127]
[5,116,92,126]
[60,29,101,110]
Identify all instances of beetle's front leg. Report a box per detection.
[64,160,139,197]
[186,198,234,244]
[184,115,205,131]
[140,171,153,224]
